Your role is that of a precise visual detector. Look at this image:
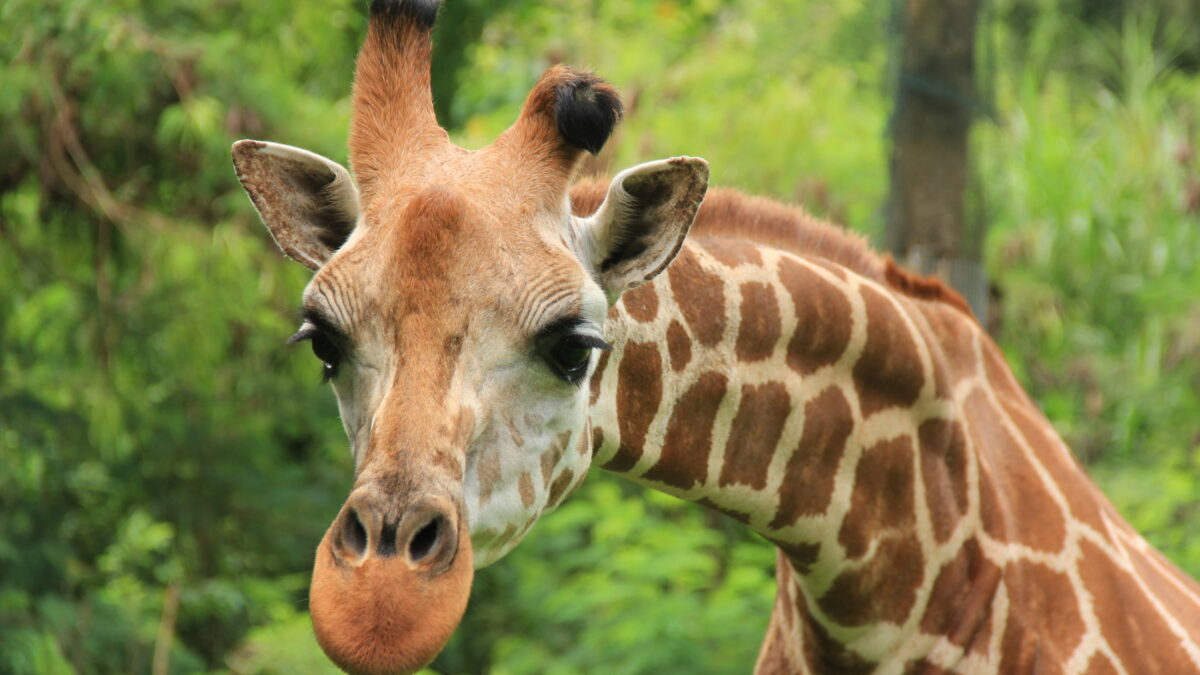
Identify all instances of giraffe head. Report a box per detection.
[232,1,707,672]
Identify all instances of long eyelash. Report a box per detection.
[536,315,585,338]
[537,315,612,351]
[287,323,339,385]
[287,324,317,345]
[293,305,348,343]
[573,334,613,351]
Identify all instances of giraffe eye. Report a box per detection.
[549,336,592,382]
[310,331,342,381]
[289,323,343,382]
[540,331,611,385]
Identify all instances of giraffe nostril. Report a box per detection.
[340,508,368,559]
[408,516,442,563]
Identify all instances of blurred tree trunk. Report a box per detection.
[886,0,988,321]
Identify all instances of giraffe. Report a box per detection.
[230,1,1200,673]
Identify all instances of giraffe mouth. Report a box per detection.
[308,488,474,674]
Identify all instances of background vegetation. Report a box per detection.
[1,0,1197,672]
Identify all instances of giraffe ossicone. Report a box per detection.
[233,1,1200,673]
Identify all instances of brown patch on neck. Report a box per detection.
[638,371,728,488]
[999,559,1086,672]
[919,537,1000,655]
[778,257,853,376]
[804,612,877,674]
[1082,653,1121,675]
[837,435,917,559]
[818,534,925,626]
[588,349,611,405]
[853,284,926,418]
[761,553,877,674]
[622,282,658,322]
[770,386,854,528]
[995,393,1111,536]
[665,320,692,372]
[606,341,663,473]
[717,382,792,490]
[666,247,726,346]
[918,418,969,543]
[734,281,782,362]
[776,540,821,574]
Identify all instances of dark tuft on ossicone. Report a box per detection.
[369,0,441,29]
[554,75,624,155]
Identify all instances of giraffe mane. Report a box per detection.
[571,181,973,317]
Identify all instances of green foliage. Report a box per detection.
[1,0,356,671]
[227,610,341,675]
[0,0,1196,673]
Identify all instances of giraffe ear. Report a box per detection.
[232,140,361,271]
[581,157,709,301]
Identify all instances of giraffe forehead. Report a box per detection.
[510,251,595,333]
[376,197,595,332]
[305,215,594,346]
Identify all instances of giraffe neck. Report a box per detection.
[586,237,1200,672]
[588,236,956,666]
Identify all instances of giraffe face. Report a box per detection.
[300,188,609,569]
[233,137,707,674]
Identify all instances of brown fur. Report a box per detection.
[349,6,450,200]
[501,66,615,159]
[482,66,621,212]
[572,181,974,317]
[883,255,972,315]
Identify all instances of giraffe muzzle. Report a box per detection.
[309,487,473,674]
